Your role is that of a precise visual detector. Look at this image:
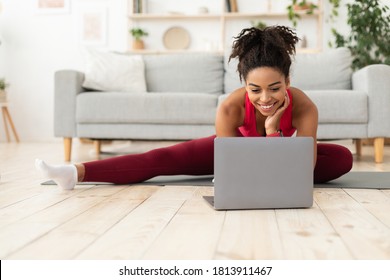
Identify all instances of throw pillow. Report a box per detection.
[82,48,147,92]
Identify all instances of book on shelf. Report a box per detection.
[133,0,147,14]
[225,0,231,12]
[230,0,238,12]
[226,0,238,13]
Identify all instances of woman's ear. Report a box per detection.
[244,80,250,91]
[285,76,291,88]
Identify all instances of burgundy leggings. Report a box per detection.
[83,135,353,184]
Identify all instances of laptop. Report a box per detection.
[210,137,314,210]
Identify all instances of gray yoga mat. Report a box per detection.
[41,171,390,189]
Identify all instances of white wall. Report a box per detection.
[0,0,128,142]
[0,0,388,142]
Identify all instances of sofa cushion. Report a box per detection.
[291,48,353,90]
[143,54,224,95]
[218,90,367,124]
[219,90,367,124]
[76,92,218,125]
[82,49,147,92]
[305,90,368,123]
[77,123,215,140]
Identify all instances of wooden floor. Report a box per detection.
[0,139,389,260]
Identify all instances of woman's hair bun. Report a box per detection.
[229,25,300,81]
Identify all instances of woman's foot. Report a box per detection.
[35,159,77,190]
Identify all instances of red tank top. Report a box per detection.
[237,88,296,137]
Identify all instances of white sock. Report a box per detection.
[35,159,77,190]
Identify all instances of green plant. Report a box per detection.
[129,28,148,41]
[287,0,318,27]
[328,0,340,22]
[251,20,267,30]
[331,0,390,70]
[286,1,340,28]
[0,78,9,91]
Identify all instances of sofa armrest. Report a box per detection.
[352,64,390,137]
[54,70,85,138]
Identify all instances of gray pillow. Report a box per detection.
[143,54,224,95]
[290,48,353,90]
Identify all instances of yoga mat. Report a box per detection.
[41,175,213,187]
[41,171,390,189]
[314,171,390,189]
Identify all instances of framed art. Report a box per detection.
[79,7,108,46]
[35,0,71,14]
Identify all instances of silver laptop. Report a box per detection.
[212,137,314,210]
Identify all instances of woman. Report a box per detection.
[36,26,353,190]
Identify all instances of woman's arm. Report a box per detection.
[215,88,246,137]
[290,87,319,166]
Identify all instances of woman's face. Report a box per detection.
[245,67,290,117]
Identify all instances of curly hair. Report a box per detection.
[229,25,299,82]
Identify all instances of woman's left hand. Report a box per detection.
[264,91,290,134]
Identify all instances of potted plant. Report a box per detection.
[331,0,390,146]
[129,27,148,50]
[0,78,9,103]
[286,0,340,28]
[287,0,318,27]
[331,0,390,70]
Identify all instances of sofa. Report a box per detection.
[54,47,390,163]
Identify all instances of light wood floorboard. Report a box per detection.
[314,188,390,259]
[141,187,225,260]
[216,208,284,259]
[7,186,158,259]
[0,140,389,259]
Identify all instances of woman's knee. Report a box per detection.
[334,144,353,173]
[314,143,353,183]
[318,143,352,166]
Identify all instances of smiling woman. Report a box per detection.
[36,25,353,190]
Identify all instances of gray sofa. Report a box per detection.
[54,48,390,163]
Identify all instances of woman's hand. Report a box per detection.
[264,91,290,135]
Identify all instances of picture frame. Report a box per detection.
[35,0,71,14]
[79,6,108,46]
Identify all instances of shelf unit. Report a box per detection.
[127,0,323,54]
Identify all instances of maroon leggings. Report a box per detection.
[83,135,353,184]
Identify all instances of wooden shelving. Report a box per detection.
[129,14,222,20]
[127,0,323,54]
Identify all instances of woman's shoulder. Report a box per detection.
[216,87,247,135]
[219,87,247,113]
[289,86,318,122]
[289,87,316,108]
[289,86,305,97]
[223,87,247,104]
[218,88,246,119]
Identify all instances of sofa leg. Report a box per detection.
[64,137,72,162]
[355,139,362,156]
[94,140,101,157]
[374,137,384,163]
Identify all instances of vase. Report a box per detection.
[293,2,313,11]
[132,39,145,50]
[0,90,7,103]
